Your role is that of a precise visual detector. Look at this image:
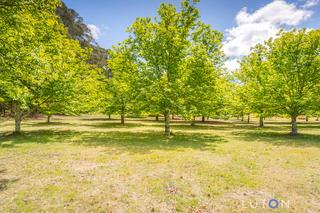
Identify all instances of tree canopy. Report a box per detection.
[111,0,225,135]
[237,29,320,135]
[0,0,94,132]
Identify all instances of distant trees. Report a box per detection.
[56,1,109,68]
[56,2,94,46]
[226,83,250,122]
[182,23,224,124]
[104,43,139,124]
[237,44,274,127]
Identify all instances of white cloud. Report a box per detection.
[224,22,278,57]
[301,0,319,8]
[88,24,101,40]
[235,1,312,26]
[223,0,314,63]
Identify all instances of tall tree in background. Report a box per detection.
[56,2,109,68]
[237,44,273,127]
[226,82,250,122]
[183,23,224,124]
[104,42,139,125]
[56,2,93,46]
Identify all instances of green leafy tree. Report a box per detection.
[183,45,219,124]
[38,47,92,123]
[226,81,250,122]
[128,0,224,135]
[182,23,224,124]
[237,44,274,127]
[267,29,320,135]
[0,0,92,132]
[104,43,139,124]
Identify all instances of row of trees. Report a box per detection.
[103,1,320,136]
[1,0,319,136]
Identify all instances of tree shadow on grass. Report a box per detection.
[83,122,148,129]
[232,130,320,148]
[25,122,74,127]
[171,123,289,132]
[295,123,320,129]
[0,130,227,154]
[0,130,77,145]
[172,121,320,134]
[76,131,226,154]
[81,117,119,121]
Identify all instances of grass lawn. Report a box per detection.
[0,116,319,212]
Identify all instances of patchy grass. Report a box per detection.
[0,115,319,212]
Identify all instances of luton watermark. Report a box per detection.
[240,198,290,209]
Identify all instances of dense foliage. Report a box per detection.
[1,0,319,136]
[0,0,95,132]
[103,0,225,135]
[237,29,320,135]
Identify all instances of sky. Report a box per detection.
[63,0,320,71]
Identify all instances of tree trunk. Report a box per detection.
[120,114,125,125]
[15,114,22,133]
[241,113,244,122]
[14,103,23,134]
[155,115,159,121]
[259,116,264,127]
[172,114,174,120]
[247,113,250,124]
[291,115,298,136]
[120,104,125,124]
[108,113,111,119]
[316,117,319,121]
[306,116,309,122]
[47,115,52,123]
[164,111,170,136]
[202,116,205,123]
[191,116,196,126]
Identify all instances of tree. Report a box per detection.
[183,45,218,125]
[267,29,320,135]
[104,42,139,125]
[237,44,274,127]
[56,1,109,68]
[0,0,91,132]
[128,0,223,135]
[182,23,224,125]
[37,47,91,123]
[56,2,93,46]
[226,81,250,122]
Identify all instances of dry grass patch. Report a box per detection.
[0,115,319,212]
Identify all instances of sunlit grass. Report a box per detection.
[0,115,319,212]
